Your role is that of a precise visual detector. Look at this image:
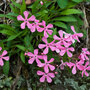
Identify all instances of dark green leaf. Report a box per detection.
[20,52,25,63]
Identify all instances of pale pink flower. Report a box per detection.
[37,70,55,83]
[53,30,71,47]
[40,1,43,5]
[82,61,90,77]
[38,37,56,54]
[0,47,9,66]
[71,26,83,42]
[60,60,67,70]
[37,21,53,38]
[25,49,43,65]
[78,48,90,61]
[38,56,55,73]
[17,11,36,32]
[67,60,84,74]
[59,45,74,57]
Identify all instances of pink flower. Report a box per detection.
[59,45,74,57]
[25,49,43,65]
[71,26,83,42]
[67,60,84,74]
[53,30,71,47]
[37,70,55,83]
[17,11,36,32]
[40,1,43,5]
[78,48,90,61]
[59,60,66,70]
[82,62,90,77]
[0,47,9,66]
[38,37,56,54]
[38,56,55,73]
[37,21,53,38]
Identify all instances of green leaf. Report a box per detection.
[60,9,82,15]
[52,22,67,29]
[7,32,22,41]
[53,16,77,22]
[0,30,15,35]
[72,0,83,3]
[20,0,26,14]
[57,0,68,9]
[16,45,26,51]
[20,52,25,63]
[3,61,9,75]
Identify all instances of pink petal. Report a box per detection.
[67,62,75,68]
[0,58,4,66]
[26,52,34,57]
[77,33,83,37]
[85,62,89,67]
[2,56,9,61]
[42,21,46,27]
[40,75,45,82]
[17,15,25,21]
[43,55,47,62]
[38,44,46,49]
[27,22,32,29]
[72,65,76,74]
[0,47,2,51]
[60,50,66,56]
[48,58,54,63]
[85,71,89,77]
[46,75,52,83]
[28,58,35,64]
[44,65,49,73]
[30,25,36,32]
[48,64,55,71]
[36,58,41,65]
[53,35,60,40]
[37,55,44,59]
[37,70,45,75]
[46,24,53,28]
[67,51,72,57]
[37,27,44,32]
[34,49,38,55]
[2,50,8,56]
[48,73,55,78]
[42,37,48,43]
[28,15,35,21]
[86,66,90,70]
[71,26,76,33]
[68,47,75,51]
[58,30,63,38]
[23,11,29,19]
[43,47,49,54]
[38,63,45,67]
[47,30,53,35]
[44,31,48,38]
[49,46,56,51]
[21,22,26,29]
[77,65,84,70]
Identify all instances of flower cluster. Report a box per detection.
[17,11,90,83]
[0,47,9,66]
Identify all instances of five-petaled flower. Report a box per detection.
[38,56,55,73]
[25,49,43,65]
[0,47,9,66]
[17,11,36,32]
[37,70,55,83]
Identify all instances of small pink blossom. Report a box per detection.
[78,48,90,61]
[17,11,36,32]
[38,37,56,54]
[71,26,83,42]
[0,47,9,66]
[40,1,43,5]
[67,60,84,74]
[82,61,90,77]
[37,70,55,83]
[38,56,55,73]
[25,49,43,65]
[53,30,71,47]
[59,45,74,57]
[37,21,53,38]
[59,60,67,70]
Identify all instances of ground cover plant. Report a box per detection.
[0,0,90,90]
